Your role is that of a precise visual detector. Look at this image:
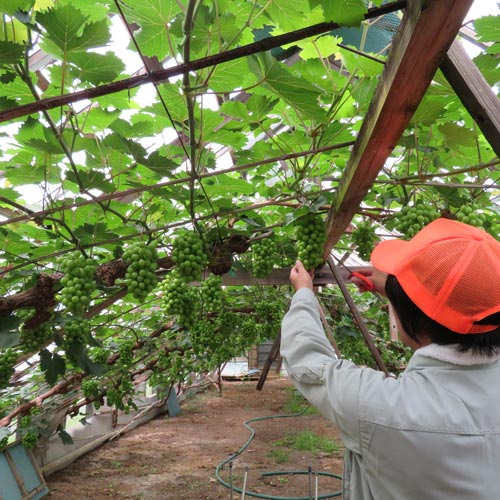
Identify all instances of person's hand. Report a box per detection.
[350,267,388,296]
[289,260,314,291]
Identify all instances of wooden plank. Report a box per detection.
[322,0,474,259]
[217,264,361,287]
[440,40,500,158]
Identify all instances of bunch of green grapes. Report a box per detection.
[159,271,198,327]
[81,379,99,399]
[252,237,278,278]
[0,348,18,388]
[62,318,91,355]
[294,214,326,270]
[0,436,9,450]
[106,376,136,413]
[123,241,158,301]
[255,300,284,340]
[90,347,110,365]
[455,203,487,229]
[19,320,53,354]
[59,254,97,314]
[172,230,207,282]
[118,340,135,367]
[200,275,225,313]
[351,222,379,262]
[393,202,439,239]
[21,431,39,449]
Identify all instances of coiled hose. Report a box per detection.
[215,407,342,499]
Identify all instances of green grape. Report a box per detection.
[351,222,379,262]
[172,230,208,282]
[21,431,38,449]
[19,318,53,354]
[123,241,158,300]
[0,436,9,450]
[200,275,226,313]
[159,271,198,327]
[118,340,135,367]
[294,214,326,270]
[81,379,99,399]
[58,254,97,315]
[393,201,439,239]
[62,318,91,361]
[455,203,487,229]
[0,348,18,388]
[91,347,110,364]
[252,238,278,278]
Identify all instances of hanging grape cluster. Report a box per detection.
[172,230,208,282]
[0,348,18,388]
[19,319,53,354]
[82,379,99,399]
[159,271,198,328]
[294,214,326,270]
[455,203,487,229]
[200,275,226,313]
[351,222,379,262]
[393,202,439,239]
[21,431,39,449]
[105,375,136,413]
[252,237,278,278]
[123,241,158,301]
[59,254,97,314]
[62,318,91,361]
[82,379,103,409]
[118,340,135,367]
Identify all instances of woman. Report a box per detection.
[281,218,500,499]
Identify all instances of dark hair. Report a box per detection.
[385,274,500,356]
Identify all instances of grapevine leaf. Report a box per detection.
[40,349,66,386]
[69,51,125,85]
[0,41,25,67]
[248,53,328,123]
[474,15,500,44]
[322,0,366,27]
[0,316,21,348]
[58,429,74,445]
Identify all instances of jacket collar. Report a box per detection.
[416,343,500,366]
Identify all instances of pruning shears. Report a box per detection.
[349,271,375,291]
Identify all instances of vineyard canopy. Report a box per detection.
[0,0,499,453]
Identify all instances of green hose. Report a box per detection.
[215,408,342,499]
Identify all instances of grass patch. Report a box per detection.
[266,448,290,464]
[282,388,320,415]
[273,430,340,454]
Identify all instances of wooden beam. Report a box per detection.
[217,264,365,287]
[440,40,500,158]
[323,0,474,259]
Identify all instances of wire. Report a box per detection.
[215,407,342,499]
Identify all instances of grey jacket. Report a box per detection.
[281,288,500,500]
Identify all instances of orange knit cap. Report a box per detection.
[370,218,500,334]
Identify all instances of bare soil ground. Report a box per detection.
[45,376,344,499]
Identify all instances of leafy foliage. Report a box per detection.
[0,0,497,447]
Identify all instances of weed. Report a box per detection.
[266,448,289,464]
[273,430,340,454]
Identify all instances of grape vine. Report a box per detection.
[252,237,278,278]
[351,222,379,262]
[393,202,439,239]
[294,214,326,270]
[172,230,208,282]
[59,254,97,314]
[0,348,18,388]
[122,241,159,301]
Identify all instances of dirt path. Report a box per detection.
[45,377,344,499]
